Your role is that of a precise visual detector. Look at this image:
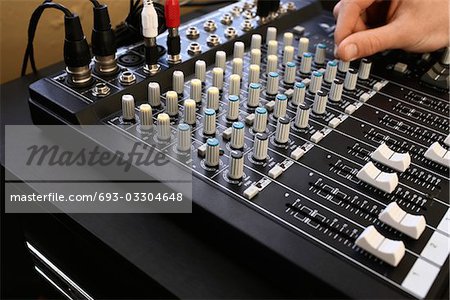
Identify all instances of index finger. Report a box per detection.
[334,0,376,45]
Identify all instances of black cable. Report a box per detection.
[21,2,73,76]
[89,0,101,7]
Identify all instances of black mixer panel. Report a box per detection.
[28,1,449,299]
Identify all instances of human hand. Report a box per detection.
[333,0,450,61]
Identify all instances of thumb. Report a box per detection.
[336,23,401,61]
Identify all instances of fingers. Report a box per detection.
[336,22,402,61]
[334,0,376,45]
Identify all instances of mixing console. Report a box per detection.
[28,0,449,298]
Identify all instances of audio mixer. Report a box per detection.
[27,0,449,298]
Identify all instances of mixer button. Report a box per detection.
[379,202,426,239]
[371,143,411,172]
[310,131,324,143]
[293,25,305,36]
[344,104,357,115]
[268,164,283,179]
[424,142,450,167]
[444,134,450,147]
[243,185,259,199]
[328,117,341,128]
[359,92,371,102]
[291,147,306,160]
[393,62,408,74]
[355,225,405,267]
[357,162,399,193]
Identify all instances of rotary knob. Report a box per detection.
[273,94,288,119]
[309,71,323,94]
[121,94,135,121]
[233,41,245,59]
[253,107,268,133]
[300,52,313,74]
[292,82,306,105]
[294,103,310,129]
[205,138,220,167]
[251,34,262,50]
[314,43,327,65]
[228,150,244,180]
[329,79,344,102]
[247,83,261,107]
[177,123,192,152]
[195,60,206,83]
[230,121,245,149]
[248,64,260,84]
[166,91,179,116]
[229,74,241,96]
[212,67,224,90]
[283,46,295,65]
[253,133,269,161]
[157,113,171,141]
[139,104,153,130]
[227,95,240,121]
[297,37,309,58]
[275,116,291,144]
[358,58,372,80]
[190,79,202,103]
[266,55,278,74]
[250,49,261,65]
[215,51,226,70]
[283,32,294,47]
[183,99,197,125]
[344,68,358,90]
[324,60,338,83]
[173,70,185,95]
[312,90,328,115]
[203,108,217,135]
[206,87,220,111]
[232,58,243,78]
[338,60,350,73]
[148,82,161,107]
[266,27,277,45]
[266,72,280,96]
[284,62,296,85]
[267,40,278,56]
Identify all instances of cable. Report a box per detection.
[89,0,101,7]
[21,2,73,76]
[182,0,237,7]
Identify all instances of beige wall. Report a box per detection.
[0,1,197,84]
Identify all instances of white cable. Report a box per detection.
[141,0,159,38]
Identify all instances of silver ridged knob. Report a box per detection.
[283,32,294,47]
[148,82,161,107]
[300,52,313,74]
[329,79,343,102]
[314,43,327,65]
[251,34,262,50]
[212,67,224,90]
[205,138,220,167]
[253,107,267,133]
[121,94,135,121]
[203,108,216,135]
[294,103,310,129]
[233,41,245,59]
[250,49,261,65]
[338,60,350,73]
[292,82,306,105]
[195,60,206,83]
[177,123,191,152]
[253,133,268,161]
[358,58,372,80]
[227,95,240,120]
[173,71,184,94]
[266,55,278,74]
[442,47,450,65]
[247,83,261,107]
[283,46,295,65]
[215,51,226,70]
[309,71,323,94]
[232,58,243,78]
[229,74,241,96]
[284,62,296,84]
[139,104,153,130]
[297,37,309,57]
[248,64,260,84]
[274,94,288,119]
[184,99,197,125]
[206,87,220,111]
[230,121,245,149]
[166,91,179,116]
[267,40,278,56]
[312,91,328,115]
[157,113,171,141]
[266,72,279,96]
[275,116,291,144]
[324,60,338,83]
[266,27,277,45]
[190,79,202,103]
[344,68,358,90]
[228,150,244,180]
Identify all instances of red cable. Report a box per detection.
[164,0,180,28]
